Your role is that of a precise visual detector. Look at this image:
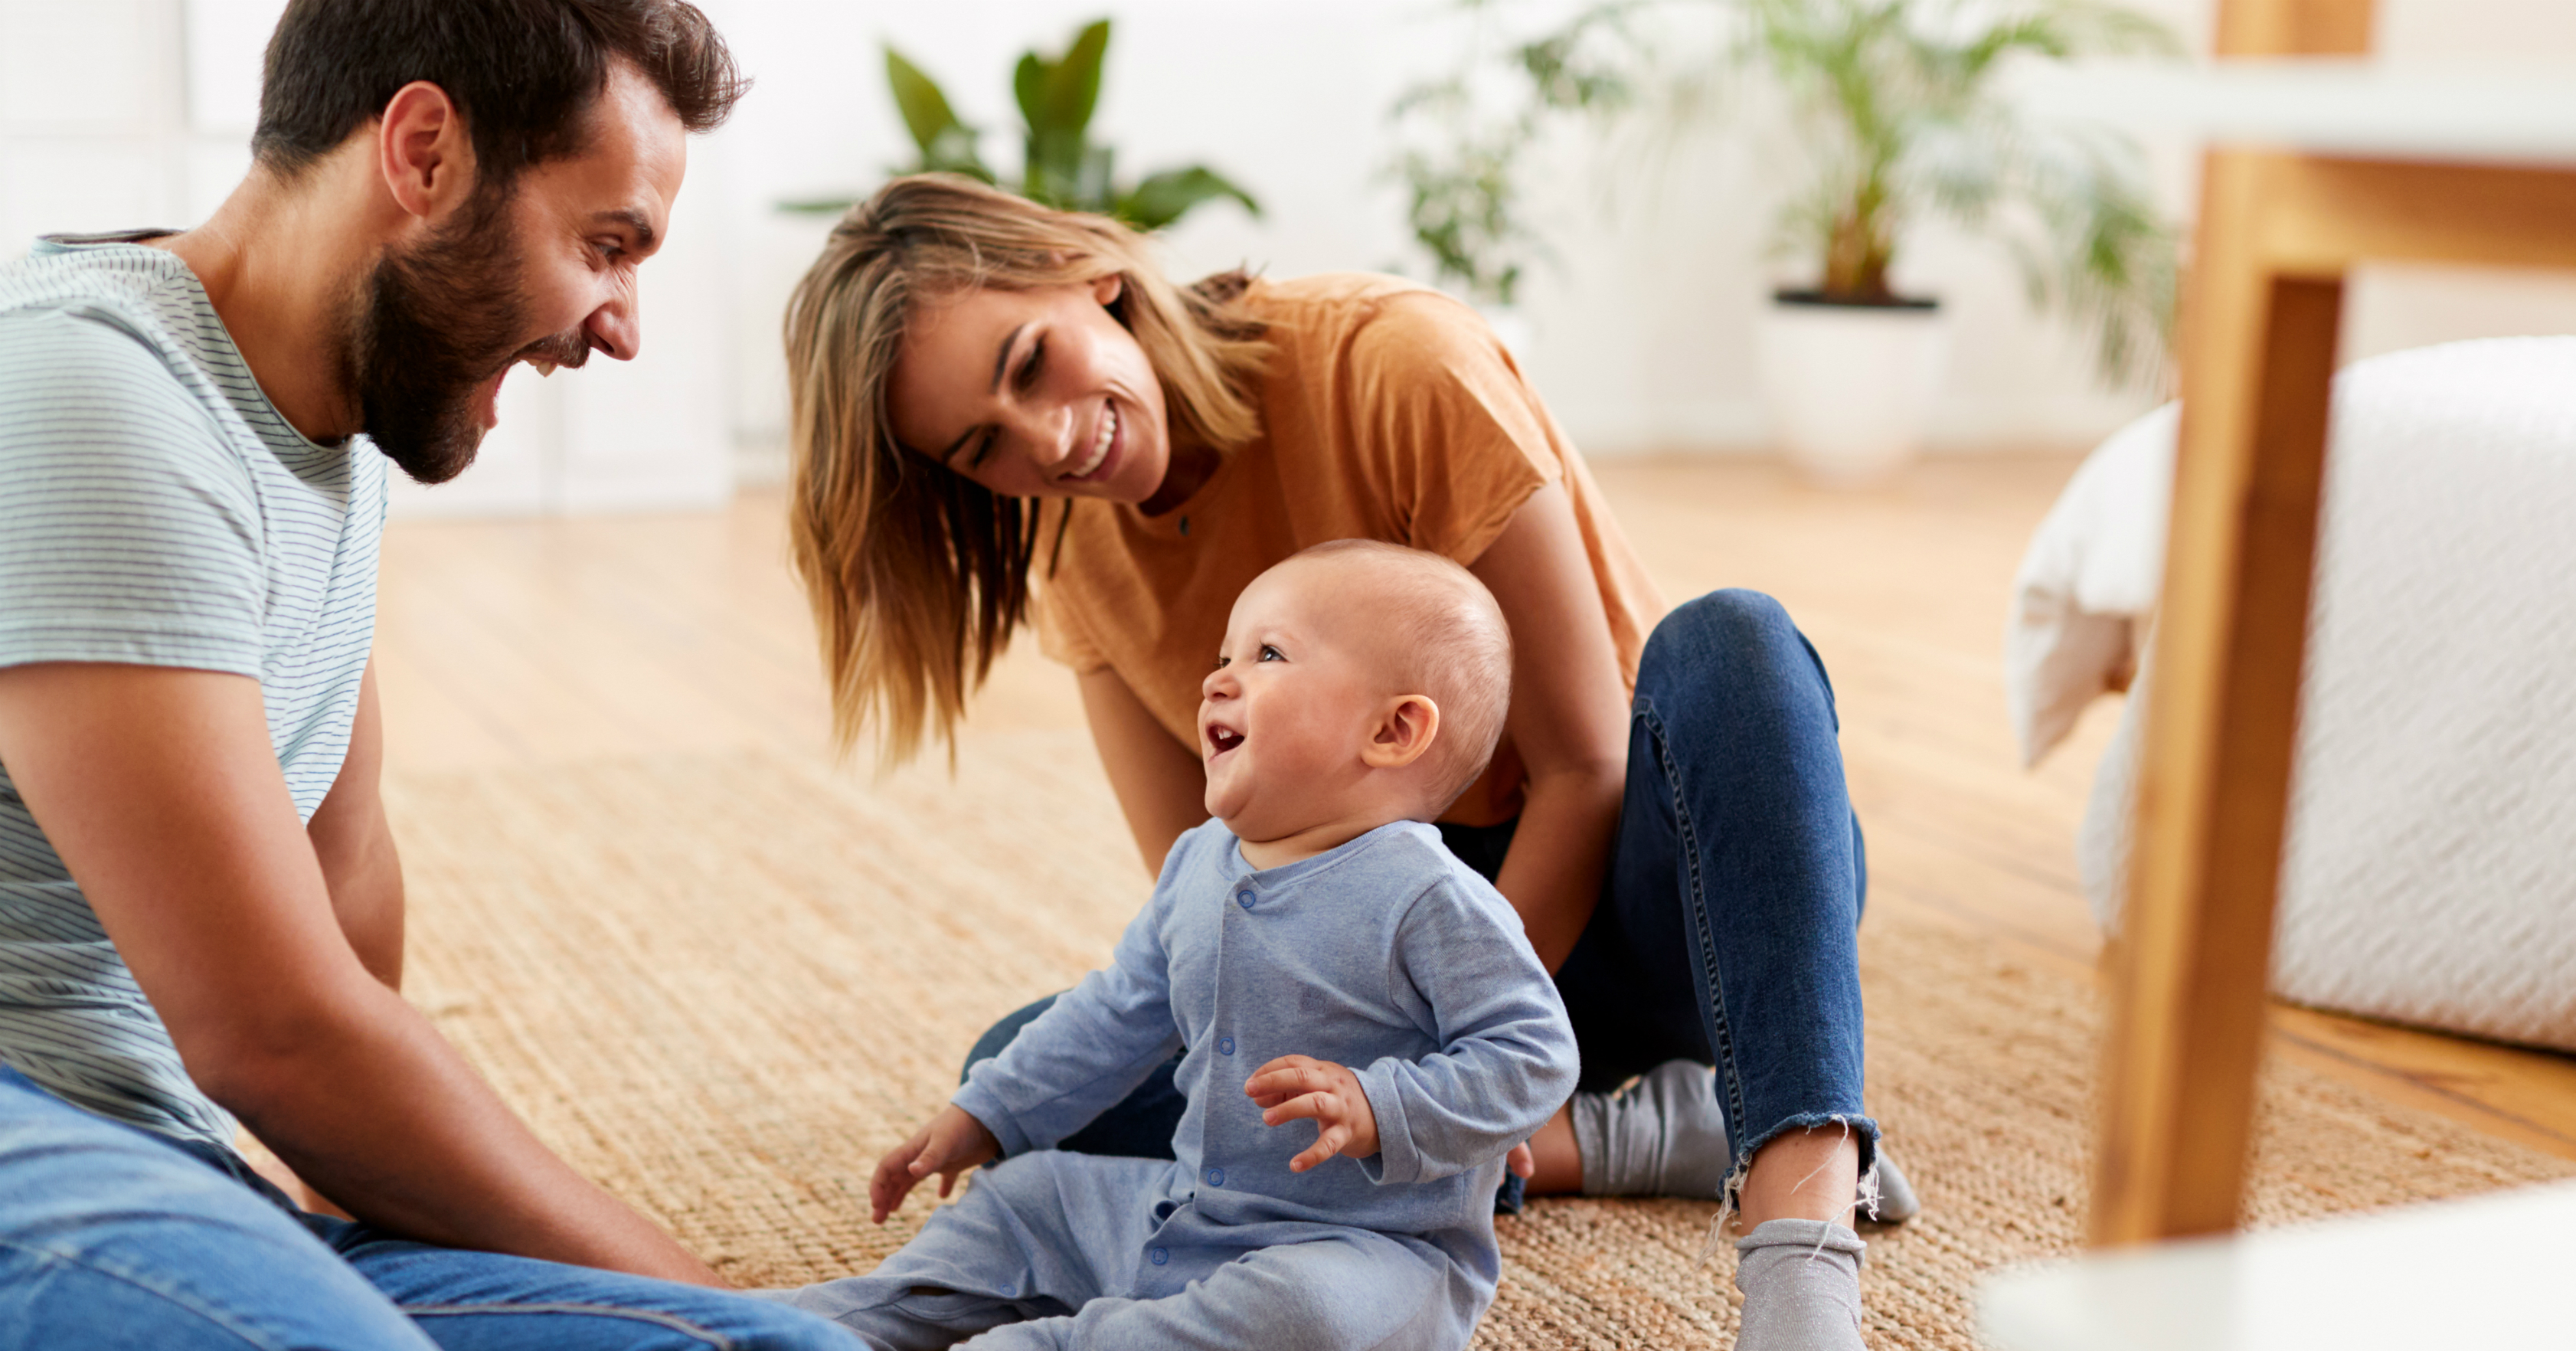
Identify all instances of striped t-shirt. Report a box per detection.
[0,234,387,1147]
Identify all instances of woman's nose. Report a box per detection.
[1012,403,1076,471]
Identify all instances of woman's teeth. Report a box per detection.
[1067,405,1116,479]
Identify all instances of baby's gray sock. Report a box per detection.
[1568,1060,1734,1198]
[1734,1219,1868,1351]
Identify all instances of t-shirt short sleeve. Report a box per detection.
[1033,581,1111,674]
[1344,293,1561,568]
[0,308,266,677]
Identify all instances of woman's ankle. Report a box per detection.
[1737,1124,1861,1228]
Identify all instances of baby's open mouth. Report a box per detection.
[1208,726,1244,755]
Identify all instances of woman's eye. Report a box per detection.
[1015,337,1046,391]
[1258,645,1284,662]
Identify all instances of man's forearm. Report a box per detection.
[208,976,723,1285]
[1493,764,1624,972]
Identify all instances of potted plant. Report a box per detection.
[1396,0,2180,483]
[783,18,1260,232]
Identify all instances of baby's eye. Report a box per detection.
[1212,655,1230,670]
[1258,645,1285,662]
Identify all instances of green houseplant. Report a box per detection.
[1396,0,2182,479]
[785,18,1260,232]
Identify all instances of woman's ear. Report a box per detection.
[1090,272,1126,308]
[1361,694,1440,771]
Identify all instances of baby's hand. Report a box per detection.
[869,1104,1000,1223]
[1245,1055,1379,1173]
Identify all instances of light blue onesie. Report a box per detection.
[779,818,1580,1350]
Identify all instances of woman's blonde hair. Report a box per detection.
[783,174,1271,765]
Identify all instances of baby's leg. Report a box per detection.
[955,1227,1473,1351]
[767,1153,1169,1351]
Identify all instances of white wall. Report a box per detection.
[6,0,2576,518]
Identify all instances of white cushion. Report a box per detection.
[2071,339,2576,1053]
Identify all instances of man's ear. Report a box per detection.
[376,80,476,221]
[1360,694,1440,771]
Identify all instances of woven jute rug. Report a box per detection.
[386,739,2575,1349]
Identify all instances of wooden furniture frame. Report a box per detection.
[2092,0,2576,1245]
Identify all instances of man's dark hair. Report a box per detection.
[252,0,745,191]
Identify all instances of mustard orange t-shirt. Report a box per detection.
[1033,273,1666,826]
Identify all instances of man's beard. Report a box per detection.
[351,189,590,485]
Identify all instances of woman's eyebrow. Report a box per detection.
[990,323,1028,393]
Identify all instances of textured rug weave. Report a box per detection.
[385,740,2575,1349]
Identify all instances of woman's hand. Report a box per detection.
[870,1104,1000,1223]
[1246,1055,1379,1172]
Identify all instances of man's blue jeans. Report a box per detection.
[0,1066,855,1350]
[967,590,1876,1196]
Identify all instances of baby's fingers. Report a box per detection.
[1260,1089,1340,1130]
[1291,1123,1352,1173]
[1244,1061,1332,1105]
[869,1153,922,1223]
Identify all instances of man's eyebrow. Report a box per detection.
[590,208,658,250]
[991,323,1028,394]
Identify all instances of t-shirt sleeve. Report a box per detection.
[1031,577,1110,674]
[1343,292,1563,568]
[0,309,266,677]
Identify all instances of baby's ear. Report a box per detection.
[1361,694,1440,770]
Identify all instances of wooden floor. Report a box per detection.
[374,455,2576,1166]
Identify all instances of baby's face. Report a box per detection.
[1198,558,1391,841]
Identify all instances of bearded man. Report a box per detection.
[0,3,850,1347]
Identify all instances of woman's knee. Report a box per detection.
[1636,590,1828,714]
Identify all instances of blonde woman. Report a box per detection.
[783,175,1907,1347]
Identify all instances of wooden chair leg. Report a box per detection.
[2090,150,2346,1247]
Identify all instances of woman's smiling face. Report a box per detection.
[885,276,1175,504]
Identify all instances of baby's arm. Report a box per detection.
[946,848,1191,1160]
[1348,878,1581,1186]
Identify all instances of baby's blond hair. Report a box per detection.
[1286,540,1513,812]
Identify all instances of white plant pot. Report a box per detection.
[1757,293,1951,486]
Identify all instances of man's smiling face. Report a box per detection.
[355,62,685,483]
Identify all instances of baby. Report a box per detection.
[775,541,1578,1350]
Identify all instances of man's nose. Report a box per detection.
[585,291,640,362]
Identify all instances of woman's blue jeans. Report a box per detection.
[0,1066,855,1350]
[967,590,1876,1200]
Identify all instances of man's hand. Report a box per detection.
[871,1104,1000,1223]
[1246,1055,1379,1173]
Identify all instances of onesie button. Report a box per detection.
[1150,1247,1169,1265]
[1205,1166,1226,1187]
[1218,1036,1235,1056]
[1236,889,1255,908]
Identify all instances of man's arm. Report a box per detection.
[307,666,402,990]
[0,662,723,1284]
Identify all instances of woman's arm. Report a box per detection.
[1080,666,1210,874]
[1469,484,1635,971]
